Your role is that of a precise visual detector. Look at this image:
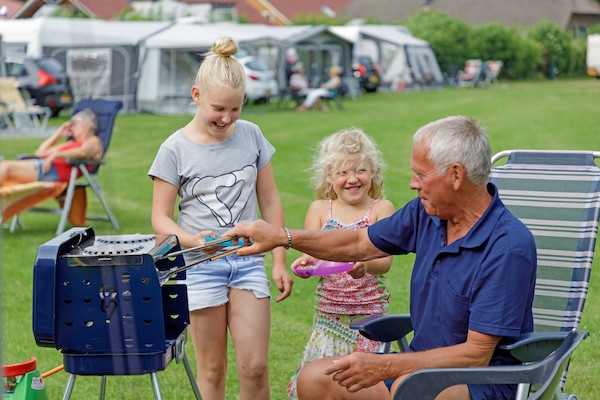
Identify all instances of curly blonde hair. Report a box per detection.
[195,36,246,93]
[311,128,386,200]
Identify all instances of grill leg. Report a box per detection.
[99,376,107,400]
[182,352,202,399]
[62,373,77,400]
[150,372,163,400]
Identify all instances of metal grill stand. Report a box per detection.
[32,227,202,399]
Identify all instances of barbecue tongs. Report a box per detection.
[155,236,249,285]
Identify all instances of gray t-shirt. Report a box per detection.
[148,119,275,237]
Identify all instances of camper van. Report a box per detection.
[587,34,600,78]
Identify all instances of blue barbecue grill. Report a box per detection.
[32,227,202,399]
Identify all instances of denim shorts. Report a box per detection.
[182,253,271,311]
[33,158,59,182]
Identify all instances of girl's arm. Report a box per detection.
[256,162,293,302]
[360,199,396,276]
[151,177,209,249]
[290,200,326,273]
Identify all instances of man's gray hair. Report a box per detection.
[413,116,491,185]
[74,108,98,134]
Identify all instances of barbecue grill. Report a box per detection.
[32,227,206,399]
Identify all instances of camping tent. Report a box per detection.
[137,22,293,114]
[137,22,353,114]
[0,17,171,111]
[330,25,444,90]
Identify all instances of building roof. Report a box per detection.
[338,0,600,29]
[0,0,29,18]
[5,0,131,20]
[235,0,352,25]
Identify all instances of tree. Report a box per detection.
[403,10,474,74]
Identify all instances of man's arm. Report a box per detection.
[324,329,501,393]
[224,220,390,262]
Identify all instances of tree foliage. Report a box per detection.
[403,10,474,73]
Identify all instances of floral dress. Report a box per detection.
[287,199,390,399]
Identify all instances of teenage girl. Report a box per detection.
[148,36,293,400]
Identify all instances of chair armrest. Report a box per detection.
[17,154,38,160]
[393,363,547,399]
[498,331,571,363]
[350,314,413,343]
[393,330,588,400]
[64,157,101,167]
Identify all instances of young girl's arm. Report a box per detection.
[357,199,396,276]
[291,200,326,273]
[151,177,210,249]
[256,162,293,302]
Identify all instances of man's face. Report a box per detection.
[409,140,453,217]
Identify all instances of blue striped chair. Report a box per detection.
[489,150,600,398]
[352,150,600,400]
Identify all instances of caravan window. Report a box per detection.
[66,48,111,98]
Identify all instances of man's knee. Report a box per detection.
[297,360,330,397]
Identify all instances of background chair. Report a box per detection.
[0,77,51,133]
[8,98,122,235]
[352,150,600,399]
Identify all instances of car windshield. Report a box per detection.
[357,57,374,68]
[37,58,66,76]
[245,59,270,72]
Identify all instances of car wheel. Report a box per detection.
[50,107,63,118]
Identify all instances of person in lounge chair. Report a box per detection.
[0,108,101,186]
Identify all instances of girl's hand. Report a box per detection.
[291,255,318,279]
[190,230,217,252]
[272,263,293,302]
[348,262,367,279]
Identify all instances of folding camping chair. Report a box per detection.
[0,77,51,133]
[352,150,600,399]
[9,99,122,235]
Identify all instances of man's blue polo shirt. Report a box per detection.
[368,183,536,360]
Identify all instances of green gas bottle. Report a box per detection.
[2,357,49,400]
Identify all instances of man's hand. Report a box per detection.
[223,220,284,256]
[325,353,390,393]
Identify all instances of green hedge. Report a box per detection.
[403,10,590,79]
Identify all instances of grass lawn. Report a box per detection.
[1,79,599,399]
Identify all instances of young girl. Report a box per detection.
[287,128,395,399]
[148,37,293,400]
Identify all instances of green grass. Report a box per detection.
[2,79,599,399]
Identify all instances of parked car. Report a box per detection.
[3,55,74,117]
[352,56,381,92]
[237,56,278,104]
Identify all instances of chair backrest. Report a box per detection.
[0,77,29,111]
[71,98,123,156]
[490,150,600,333]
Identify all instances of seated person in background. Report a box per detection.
[297,66,343,112]
[0,108,101,186]
[288,62,310,104]
[224,115,537,400]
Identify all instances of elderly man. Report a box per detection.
[225,116,537,400]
